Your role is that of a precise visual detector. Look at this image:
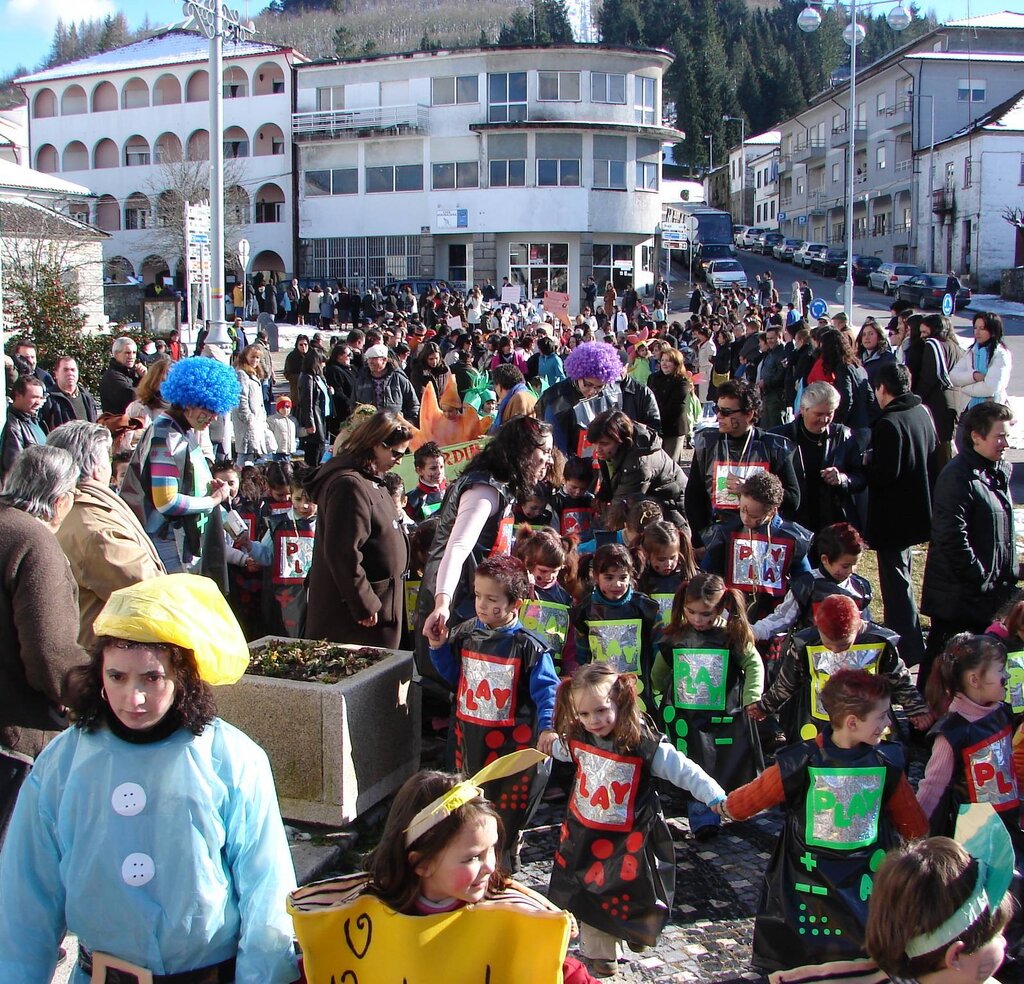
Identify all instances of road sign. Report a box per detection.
[809,298,828,320]
[238,238,250,271]
[941,293,954,317]
[778,212,788,221]
[797,215,807,225]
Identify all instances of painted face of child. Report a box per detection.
[531,564,561,590]
[597,567,630,601]
[474,574,518,629]
[822,552,860,582]
[563,479,590,499]
[414,814,498,906]
[215,469,240,499]
[844,698,891,747]
[574,681,618,738]
[417,456,445,488]
[292,487,317,520]
[650,548,679,577]
[971,659,1009,706]
[739,495,776,532]
[684,594,723,633]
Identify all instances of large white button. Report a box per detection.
[111,782,147,817]
[121,853,155,887]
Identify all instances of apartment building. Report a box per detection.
[293,43,680,308]
[17,29,304,287]
[771,10,1024,278]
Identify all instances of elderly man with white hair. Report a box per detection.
[46,421,165,650]
[99,336,143,415]
[770,380,866,534]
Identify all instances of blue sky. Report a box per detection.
[0,0,1005,79]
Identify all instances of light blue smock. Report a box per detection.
[0,718,298,983]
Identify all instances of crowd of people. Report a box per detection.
[0,273,1021,983]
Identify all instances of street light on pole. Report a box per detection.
[703,133,714,173]
[722,115,745,225]
[182,0,255,343]
[797,0,912,324]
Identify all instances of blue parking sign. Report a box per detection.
[941,293,954,317]
[809,298,828,320]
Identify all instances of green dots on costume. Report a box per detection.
[675,719,688,737]
[663,706,676,724]
[799,723,819,741]
[869,849,886,872]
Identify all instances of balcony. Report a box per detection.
[894,159,913,175]
[794,139,826,164]
[883,99,913,128]
[829,122,867,149]
[932,187,955,213]
[292,104,430,142]
[808,189,829,215]
[778,155,793,174]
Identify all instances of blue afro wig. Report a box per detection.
[161,357,240,415]
[564,342,624,384]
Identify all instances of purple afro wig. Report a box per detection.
[161,357,240,415]
[564,342,624,384]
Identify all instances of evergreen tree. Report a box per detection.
[597,0,645,45]
[499,0,574,43]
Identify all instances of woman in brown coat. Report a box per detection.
[305,411,412,648]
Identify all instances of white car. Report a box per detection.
[741,227,768,249]
[733,225,750,247]
[705,259,748,290]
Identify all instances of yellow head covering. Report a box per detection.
[93,573,250,685]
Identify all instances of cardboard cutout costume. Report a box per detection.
[547,728,676,947]
[412,374,492,450]
[751,735,906,973]
[261,512,315,638]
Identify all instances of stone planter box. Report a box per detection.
[213,638,421,826]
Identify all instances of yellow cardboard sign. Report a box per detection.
[290,878,570,984]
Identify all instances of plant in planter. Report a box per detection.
[214,636,421,827]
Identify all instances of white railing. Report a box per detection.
[895,159,913,174]
[293,104,430,140]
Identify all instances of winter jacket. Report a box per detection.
[647,372,696,439]
[920,443,1017,624]
[831,362,873,432]
[232,368,270,454]
[911,336,962,443]
[297,372,330,441]
[324,362,355,426]
[351,365,420,425]
[0,409,45,482]
[40,387,98,432]
[950,343,1012,407]
[408,360,451,403]
[864,392,937,550]
[595,424,688,527]
[99,360,138,415]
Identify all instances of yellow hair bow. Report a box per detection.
[404,748,547,847]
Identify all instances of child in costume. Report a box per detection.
[749,594,931,743]
[653,573,763,840]
[287,755,600,984]
[634,519,697,628]
[547,664,726,978]
[700,471,813,623]
[426,556,560,863]
[514,526,580,675]
[406,441,446,523]
[865,813,1014,984]
[250,463,317,638]
[985,591,1024,717]
[751,522,873,643]
[513,489,559,532]
[572,544,661,707]
[260,460,296,528]
[555,456,598,548]
[720,669,928,975]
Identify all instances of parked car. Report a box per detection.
[811,247,847,277]
[756,232,785,256]
[694,243,735,280]
[896,273,972,310]
[705,259,748,290]
[868,262,922,295]
[733,225,750,247]
[794,242,827,269]
[741,227,768,249]
[835,255,883,285]
[773,238,803,262]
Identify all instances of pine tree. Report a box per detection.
[597,0,645,45]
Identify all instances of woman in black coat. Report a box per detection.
[647,347,696,462]
[912,314,963,471]
[297,349,331,467]
[407,341,451,402]
[324,342,355,435]
[587,409,688,527]
[305,411,412,648]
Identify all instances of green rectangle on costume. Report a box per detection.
[805,766,885,850]
[1007,651,1024,714]
[520,598,570,655]
[671,648,729,711]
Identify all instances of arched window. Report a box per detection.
[255,183,285,224]
[154,132,183,165]
[186,70,209,103]
[153,74,182,106]
[223,126,249,159]
[92,81,117,112]
[223,66,248,99]
[96,195,121,231]
[124,135,151,167]
[35,144,58,173]
[141,255,170,285]
[105,256,136,284]
[60,85,87,115]
[125,192,152,230]
[122,77,149,109]
[62,141,89,171]
[187,129,210,162]
[227,185,250,224]
[94,138,118,169]
[253,62,285,96]
[32,89,57,119]
[254,123,285,156]
[252,250,286,275]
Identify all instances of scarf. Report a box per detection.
[490,382,527,434]
[968,344,991,409]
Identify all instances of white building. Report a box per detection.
[292,43,680,308]
[0,106,28,165]
[750,145,781,229]
[922,88,1024,289]
[16,29,304,289]
[723,129,780,227]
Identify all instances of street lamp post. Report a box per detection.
[181,0,255,336]
[722,115,745,225]
[703,133,714,173]
[798,0,911,325]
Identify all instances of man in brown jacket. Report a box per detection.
[491,364,537,430]
[0,445,87,844]
[47,422,165,650]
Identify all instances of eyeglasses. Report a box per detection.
[382,444,408,461]
[715,406,744,417]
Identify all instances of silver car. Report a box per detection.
[705,259,748,290]
[868,262,922,295]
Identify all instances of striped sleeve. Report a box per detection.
[149,424,218,517]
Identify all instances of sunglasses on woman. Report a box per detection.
[381,444,408,460]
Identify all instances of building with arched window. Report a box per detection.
[17,29,304,292]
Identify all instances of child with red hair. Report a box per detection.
[747,593,933,743]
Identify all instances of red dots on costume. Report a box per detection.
[512,724,532,744]
[484,730,504,750]
[620,855,639,881]
[584,861,606,887]
[591,839,614,860]
[626,832,644,853]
